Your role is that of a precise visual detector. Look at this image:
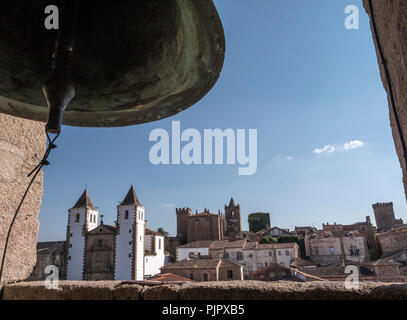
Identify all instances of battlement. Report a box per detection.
[176,207,192,216]
[372,202,393,209]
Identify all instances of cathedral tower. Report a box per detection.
[224,198,242,238]
[66,189,99,280]
[114,186,145,280]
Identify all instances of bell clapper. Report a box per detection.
[43,0,79,134]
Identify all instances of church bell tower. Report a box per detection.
[66,189,99,280]
[114,186,145,280]
[224,198,242,238]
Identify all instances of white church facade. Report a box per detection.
[65,186,169,280]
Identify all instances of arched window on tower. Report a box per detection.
[75,213,80,223]
[125,210,129,220]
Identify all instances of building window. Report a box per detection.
[227,270,233,279]
[329,247,335,255]
[350,246,359,256]
[278,250,281,256]
[125,210,129,220]
[190,273,194,280]
[129,229,131,233]
[159,238,162,250]
[285,250,289,256]
[224,252,229,259]
[75,214,80,223]
[128,253,131,258]
[269,271,276,280]
[129,241,132,245]
[203,273,209,281]
[98,240,102,247]
[237,252,243,260]
[257,263,263,269]
[269,251,273,257]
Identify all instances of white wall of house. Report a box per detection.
[144,234,168,277]
[177,247,209,261]
[66,207,98,280]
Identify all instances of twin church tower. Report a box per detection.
[66,186,146,280]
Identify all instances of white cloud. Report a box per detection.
[312,144,337,154]
[343,140,364,150]
[313,140,365,154]
[158,203,176,208]
[272,154,294,162]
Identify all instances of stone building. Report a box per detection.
[209,240,299,276]
[161,257,243,281]
[376,225,407,256]
[64,186,168,280]
[249,263,323,282]
[322,217,377,250]
[27,241,67,281]
[306,230,369,266]
[176,240,213,262]
[372,202,403,232]
[169,198,243,257]
[257,226,292,238]
[83,221,116,281]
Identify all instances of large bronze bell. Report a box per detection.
[0,0,225,131]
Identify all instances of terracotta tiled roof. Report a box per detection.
[244,242,298,250]
[291,257,317,268]
[120,185,142,206]
[150,273,196,282]
[178,240,214,248]
[209,240,247,249]
[72,190,96,210]
[162,258,221,270]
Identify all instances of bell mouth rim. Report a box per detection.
[0,0,225,128]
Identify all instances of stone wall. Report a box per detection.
[3,280,407,300]
[0,113,46,288]
[377,225,407,255]
[363,0,407,200]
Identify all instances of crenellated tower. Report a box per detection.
[176,207,192,242]
[66,189,99,280]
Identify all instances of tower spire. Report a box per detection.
[120,185,142,206]
[72,189,95,210]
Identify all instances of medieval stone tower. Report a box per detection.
[114,186,145,280]
[372,202,398,232]
[225,198,242,238]
[176,207,192,242]
[66,190,99,280]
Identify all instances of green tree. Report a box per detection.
[259,236,278,244]
[156,227,169,238]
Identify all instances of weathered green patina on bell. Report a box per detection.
[0,0,225,127]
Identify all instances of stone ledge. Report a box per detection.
[2,280,407,300]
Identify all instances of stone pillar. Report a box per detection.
[0,113,46,289]
[363,0,407,200]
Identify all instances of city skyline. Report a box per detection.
[37,0,407,242]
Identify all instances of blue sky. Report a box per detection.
[38,0,407,241]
